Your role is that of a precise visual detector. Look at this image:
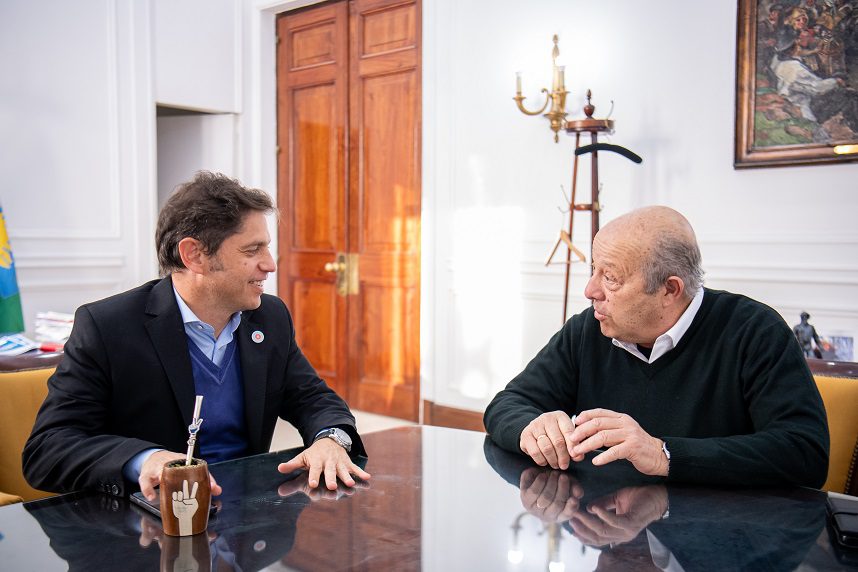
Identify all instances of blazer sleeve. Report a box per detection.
[22,306,159,496]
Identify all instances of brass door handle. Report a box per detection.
[324,261,346,273]
[323,253,359,297]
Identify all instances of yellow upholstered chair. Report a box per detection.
[0,367,56,504]
[814,373,858,494]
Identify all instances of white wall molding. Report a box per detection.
[776,304,858,319]
[700,233,858,245]
[19,279,125,292]
[14,254,125,270]
[706,268,858,287]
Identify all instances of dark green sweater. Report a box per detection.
[483,289,829,488]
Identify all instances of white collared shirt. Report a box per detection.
[173,286,242,367]
[612,288,704,364]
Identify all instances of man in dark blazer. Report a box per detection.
[23,171,370,500]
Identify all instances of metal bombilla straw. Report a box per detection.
[185,395,204,466]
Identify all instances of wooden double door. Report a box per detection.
[276,0,421,420]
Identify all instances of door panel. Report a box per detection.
[348,0,421,420]
[360,2,417,55]
[277,0,421,421]
[289,22,338,69]
[291,83,341,251]
[359,72,420,252]
[290,280,340,389]
[277,2,349,396]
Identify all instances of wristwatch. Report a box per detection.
[314,427,352,453]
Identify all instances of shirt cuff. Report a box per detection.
[122,448,163,483]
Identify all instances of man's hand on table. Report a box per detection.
[571,409,668,476]
[138,450,223,501]
[519,411,579,470]
[519,409,668,476]
[276,437,371,490]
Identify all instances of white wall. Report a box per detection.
[420,0,858,413]
[3,0,856,416]
[2,0,242,334]
[153,0,242,113]
[1,0,158,333]
[156,112,238,208]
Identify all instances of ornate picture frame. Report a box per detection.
[735,0,858,168]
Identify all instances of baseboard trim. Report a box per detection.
[422,400,485,432]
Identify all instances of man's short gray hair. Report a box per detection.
[642,235,704,298]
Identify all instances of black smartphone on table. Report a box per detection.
[827,495,858,549]
[129,490,217,520]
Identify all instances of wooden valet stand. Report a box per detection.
[546,90,641,323]
[513,36,641,324]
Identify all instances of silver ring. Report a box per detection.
[536,434,549,440]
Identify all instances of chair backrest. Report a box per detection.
[813,373,858,494]
[0,367,56,502]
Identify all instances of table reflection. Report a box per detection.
[23,453,366,571]
[2,427,852,571]
[484,437,828,571]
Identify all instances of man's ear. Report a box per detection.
[177,237,206,275]
[662,276,686,306]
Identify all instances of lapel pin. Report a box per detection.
[251,330,264,344]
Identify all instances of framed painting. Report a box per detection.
[735,0,858,168]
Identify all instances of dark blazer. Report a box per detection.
[23,277,364,496]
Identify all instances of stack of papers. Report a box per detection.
[0,334,40,356]
[34,311,74,344]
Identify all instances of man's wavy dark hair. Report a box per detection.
[155,171,275,276]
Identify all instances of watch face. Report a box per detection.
[321,428,351,452]
[315,428,352,452]
[333,428,352,448]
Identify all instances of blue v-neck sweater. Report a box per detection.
[188,339,248,463]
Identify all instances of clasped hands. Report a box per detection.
[139,437,370,501]
[519,409,669,476]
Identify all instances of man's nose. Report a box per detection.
[261,250,277,272]
[584,273,601,300]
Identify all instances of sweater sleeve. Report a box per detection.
[483,318,580,453]
[664,317,829,488]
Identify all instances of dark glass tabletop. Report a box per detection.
[0,425,855,571]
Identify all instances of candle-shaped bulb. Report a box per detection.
[515,71,522,95]
[554,66,565,92]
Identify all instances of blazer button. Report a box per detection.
[111,484,120,496]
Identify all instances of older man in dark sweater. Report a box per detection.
[484,206,829,487]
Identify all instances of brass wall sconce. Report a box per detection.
[514,35,568,143]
